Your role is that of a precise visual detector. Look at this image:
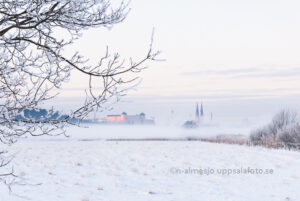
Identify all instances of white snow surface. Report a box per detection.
[0,125,300,201]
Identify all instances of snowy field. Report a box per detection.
[1,125,300,201]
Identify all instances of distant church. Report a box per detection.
[195,102,204,123]
[183,102,204,128]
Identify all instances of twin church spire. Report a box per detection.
[195,102,204,123]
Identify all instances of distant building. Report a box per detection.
[200,102,204,117]
[106,112,127,122]
[104,112,154,125]
[183,120,198,129]
[195,102,204,123]
[183,102,205,129]
[195,103,200,123]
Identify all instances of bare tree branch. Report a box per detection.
[0,0,159,184]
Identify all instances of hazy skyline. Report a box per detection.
[49,0,300,123]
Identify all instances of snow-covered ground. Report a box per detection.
[1,125,300,201]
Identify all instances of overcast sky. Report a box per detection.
[49,0,300,124]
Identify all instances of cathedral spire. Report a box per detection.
[195,102,200,123]
[200,102,204,117]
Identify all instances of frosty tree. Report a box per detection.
[0,0,159,178]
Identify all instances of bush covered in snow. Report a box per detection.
[250,110,300,150]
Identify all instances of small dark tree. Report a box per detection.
[249,126,269,145]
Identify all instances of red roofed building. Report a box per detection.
[104,112,154,124]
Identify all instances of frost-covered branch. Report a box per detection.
[0,0,159,142]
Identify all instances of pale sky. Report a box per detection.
[49,0,300,124]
